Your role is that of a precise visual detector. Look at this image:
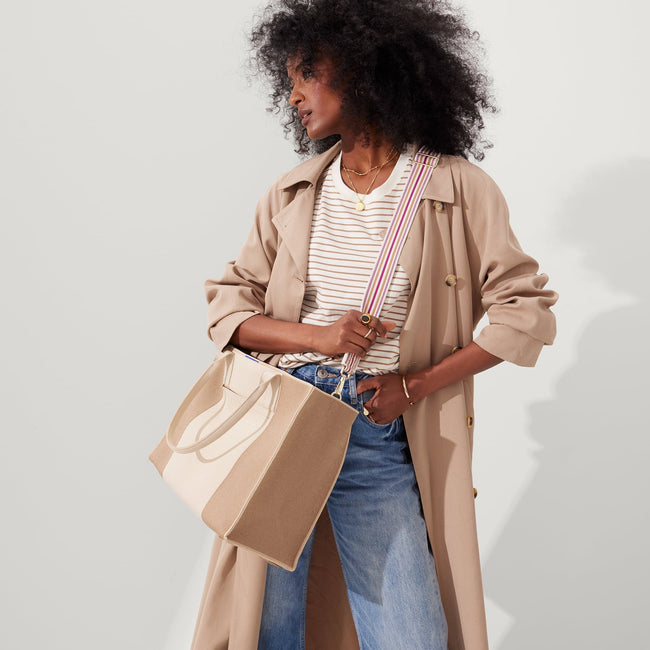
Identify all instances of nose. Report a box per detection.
[289,84,303,107]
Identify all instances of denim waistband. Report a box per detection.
[283,363,376,406]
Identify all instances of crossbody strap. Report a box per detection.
[333,146,441,398]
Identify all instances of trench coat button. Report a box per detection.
[473,487,478,498]
[434,201,445,212]
[451,346,462,354]
[445,274,457,287]
[467,415,473,427]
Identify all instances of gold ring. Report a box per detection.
[360,313,372,326]
[363,328,374,339]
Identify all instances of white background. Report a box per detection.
[1,1,648,648]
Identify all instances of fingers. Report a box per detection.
[357,373,405,424]
[365,315,387,338]
[347,335,375,356]
[356,376,380,393]
[342,312,376,355]
[346,325,377,356]
[350,311,393,339]
[360,373,402,396]
[334,311,396,357]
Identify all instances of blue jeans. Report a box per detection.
[257,364,448,650]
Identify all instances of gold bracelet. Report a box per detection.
[401,375,415,406]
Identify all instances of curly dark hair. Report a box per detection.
[249,0,497,160]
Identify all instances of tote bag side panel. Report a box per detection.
[216,391,357,570]
[199,373,314,536]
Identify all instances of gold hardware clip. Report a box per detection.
[332,372,350,400]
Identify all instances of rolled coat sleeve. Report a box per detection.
[204,185,279,352]
[462,166,558,366]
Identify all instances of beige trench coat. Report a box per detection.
[191,143,558,650]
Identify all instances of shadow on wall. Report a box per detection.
[485,159,650,649]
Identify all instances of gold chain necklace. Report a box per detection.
[341,147,399,211]
[344,165,384,211]
[341,146,399,176]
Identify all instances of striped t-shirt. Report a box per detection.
[279,145,417,374]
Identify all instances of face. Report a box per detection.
[287,56,346,141]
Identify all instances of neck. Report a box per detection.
[339,134,398,174]
[338,133,402,197]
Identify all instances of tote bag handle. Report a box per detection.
[165,351,282,454]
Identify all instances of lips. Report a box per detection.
[298,109,312,126]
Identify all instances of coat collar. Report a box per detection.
[277,141,455,203]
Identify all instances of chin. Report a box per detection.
[305,124,334,141]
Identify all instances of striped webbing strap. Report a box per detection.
[340,146,441,379]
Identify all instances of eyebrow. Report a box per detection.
[286,58,302,77]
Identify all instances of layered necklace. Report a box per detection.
[341,146,399,211]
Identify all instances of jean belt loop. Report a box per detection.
[349,372,358,402]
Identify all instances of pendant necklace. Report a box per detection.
[344,165,383,211]
[342,147,398,211]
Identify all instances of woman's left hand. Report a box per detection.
[356,374,412,425]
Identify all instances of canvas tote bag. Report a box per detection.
[149,146,440,571]
[149,346,358,570]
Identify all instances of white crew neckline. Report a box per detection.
[331,144,417,207]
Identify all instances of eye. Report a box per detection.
[301,66,313,80]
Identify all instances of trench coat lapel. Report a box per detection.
[272,145,342,279]
[271,187,315,280]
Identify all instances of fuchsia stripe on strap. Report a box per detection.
[341,147,441,376]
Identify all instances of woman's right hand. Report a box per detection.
[315,310,395,357]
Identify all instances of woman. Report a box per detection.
[192,1,557,649]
